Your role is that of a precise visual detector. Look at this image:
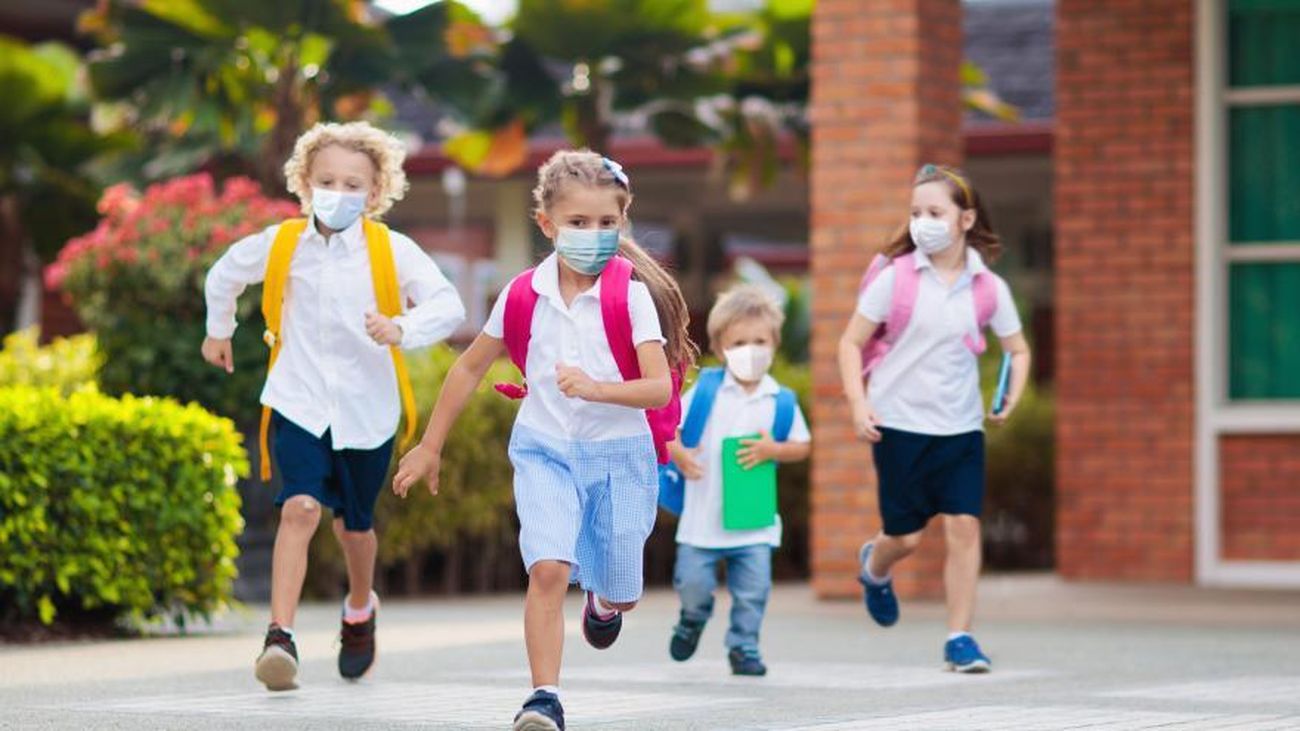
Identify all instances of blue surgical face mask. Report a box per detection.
[312,187,368,231]
[555,226,620,275]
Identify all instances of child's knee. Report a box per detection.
[279,496,321,532]
[528,560,571,593]
[944,515,981,547]
[608,599,637,612]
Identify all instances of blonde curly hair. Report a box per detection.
[283,121,409,218]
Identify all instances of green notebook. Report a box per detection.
[721,434,778,530]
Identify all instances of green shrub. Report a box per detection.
[980,348,1055,569]
[0,386,247,626]
[46,174,300,426]
[0,328,100,394]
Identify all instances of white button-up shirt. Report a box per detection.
[483,253,665,442]
[205,218,466,449]
[675,372,811,549]
[856,247,1022,436]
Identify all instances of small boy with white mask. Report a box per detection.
[666,285,811,676]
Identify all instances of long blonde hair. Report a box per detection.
[532,149,697,371]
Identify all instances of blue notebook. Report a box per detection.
[992,352,1012,415]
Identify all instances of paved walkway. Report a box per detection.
[3,575,1299,729]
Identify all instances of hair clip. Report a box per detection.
[602,157,630,189]
[916,163,971,206]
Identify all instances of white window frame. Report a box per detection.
[1195,0,1300,587]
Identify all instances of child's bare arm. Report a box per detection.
[393,332,506,497]
[838,312,883,442]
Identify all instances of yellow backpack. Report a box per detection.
[258,218,417,482]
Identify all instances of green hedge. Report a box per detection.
[0,328,100,394]
[0,386,247,625]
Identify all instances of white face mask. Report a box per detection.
[312,187,367,231]
[910,217,955,255]
[723,344,774,383]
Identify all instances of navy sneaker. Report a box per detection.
[728,646,768,677]
[944,634,992,673]
[857,542,899,627]
[338,611,377,680]
[669,614,706,661]
[581,591,622,650]
[513,690,565,731]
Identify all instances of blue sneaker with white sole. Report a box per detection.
[857,542,899,627]
[944,635,991,673]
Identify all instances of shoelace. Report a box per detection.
[339,619,373,651]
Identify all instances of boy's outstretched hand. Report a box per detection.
[393,444,440,498]
[201,337,234,374]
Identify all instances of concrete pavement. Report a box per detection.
[2,575,1299,729]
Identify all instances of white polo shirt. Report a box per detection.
[674,372,811,549]
[483,253,666,442]
[205,218,467,449]
[856,247,1022,436]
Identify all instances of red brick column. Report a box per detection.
[809,0,964,599]
[1055,0,1196,581]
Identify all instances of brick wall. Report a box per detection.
[1054,0,1196,581]
[1220,435,1300,561]
[809,0,963,599]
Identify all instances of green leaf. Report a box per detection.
[37,595,56,625]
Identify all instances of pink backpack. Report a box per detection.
[494,255,683,465]
[859,252,998,376]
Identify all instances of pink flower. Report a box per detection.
[97,183,139,218]
[44,262,67,290]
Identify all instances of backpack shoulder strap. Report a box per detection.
[772,386,797,442]
[261,218,308,348]
[363,219,402,318]
[362,219,418,449]
[971,271,998,328]
[599,255,640,381]
[882,252,920,344]
[680,367,725,448]
[258,218,308,483]
[501,268,540,374]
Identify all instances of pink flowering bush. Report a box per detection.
[48,174,299,424]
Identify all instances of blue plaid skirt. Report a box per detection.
[507,423,658,604]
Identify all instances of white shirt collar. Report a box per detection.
[305,216,367,252]
[910,245,988,276]
[720,369,780,398]
[532,252,602,306]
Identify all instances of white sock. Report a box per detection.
[272,624,295,640]
[947,631,971,641]
[343,590,378,623]
[862,554,891,585]
[534,685,560,699]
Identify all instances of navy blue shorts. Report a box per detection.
[871,427,984,536]
[272,412,394,532]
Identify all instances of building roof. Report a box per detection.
[964,0,1055,123]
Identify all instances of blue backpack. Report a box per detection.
[658,367,798,516]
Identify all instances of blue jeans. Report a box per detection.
[673,543,772,652]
